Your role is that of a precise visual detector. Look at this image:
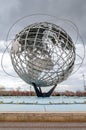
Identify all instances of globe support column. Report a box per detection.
[32,83,57,97]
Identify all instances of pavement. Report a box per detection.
[0,122,86,130]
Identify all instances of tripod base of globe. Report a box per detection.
[32,83,57,97]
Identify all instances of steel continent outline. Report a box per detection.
[10,22,76,87]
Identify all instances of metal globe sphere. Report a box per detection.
[10,22,75,87]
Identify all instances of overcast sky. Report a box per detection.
[0,0,86,92]
[0,0,86,40]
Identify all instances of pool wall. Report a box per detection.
[0,112,86,122]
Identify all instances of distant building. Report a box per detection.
[83,74,86,91]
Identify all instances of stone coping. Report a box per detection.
[0,112,86,122]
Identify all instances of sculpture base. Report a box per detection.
[32,83,57,97]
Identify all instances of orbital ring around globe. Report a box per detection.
[1,14,85,79]
[1,14,85,94]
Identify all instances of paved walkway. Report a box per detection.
[0,122,86,130]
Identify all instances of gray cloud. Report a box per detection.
[0,0,21,39]
[0,0,86,41]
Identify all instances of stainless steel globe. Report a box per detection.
[10,22,75,96]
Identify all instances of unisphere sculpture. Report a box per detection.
[10,22,76,97]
